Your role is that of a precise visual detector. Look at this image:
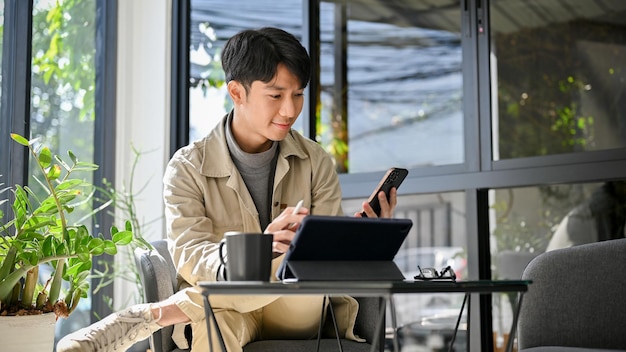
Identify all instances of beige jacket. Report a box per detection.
[163,115,361,339]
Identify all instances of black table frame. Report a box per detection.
[198,280,530,352]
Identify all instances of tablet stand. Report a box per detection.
[285,260,405,281]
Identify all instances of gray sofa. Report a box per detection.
[518,238,626,351]
[134,239,384,352]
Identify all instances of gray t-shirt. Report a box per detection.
[225,115,278,231]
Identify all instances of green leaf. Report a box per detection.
[112,230,132,246]
[38,147,53,169]
[56,191,80,205]
[88,237,105,255]
[55,242,68,256]
[77,252,90,263]
[103,241,117,255]
[66,261,91,277]
[72,162,99,172]
[20,215,56,235]
[46,164,62,181]
[26,251,39,266]
[56,179,83,191]
[55,155,72,173]
[34,197,60,215]
[68,150,77,164]
[43,66,56,84]
[10,133,29,146]
[42,236,55,256]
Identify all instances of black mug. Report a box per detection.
[219,232,273,281]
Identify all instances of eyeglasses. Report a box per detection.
[414,265,457,282]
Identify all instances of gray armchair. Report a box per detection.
[518,238,626,352]
[134,240,189,352]
[134,239,384,352]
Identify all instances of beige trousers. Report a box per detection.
[173,287,326,352]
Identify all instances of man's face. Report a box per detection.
[229,63,305,153]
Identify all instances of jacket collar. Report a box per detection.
[199,112,309,177]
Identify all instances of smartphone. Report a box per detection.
[361,167,409,217]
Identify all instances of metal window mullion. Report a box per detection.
[0,0,33,225]
[91,0,118,321]
[170,0,190,156]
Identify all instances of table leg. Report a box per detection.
[505,292,525,352]
[203,294,228,352]
[388,295,399,352]
[448,293,468,352]
[326,296,345,352]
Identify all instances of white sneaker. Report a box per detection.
[56,303,161,352]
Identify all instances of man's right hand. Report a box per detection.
[264,204,309,256]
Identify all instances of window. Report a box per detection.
[31,0,96,164]
[489,180,626,348]
[490,0,626,160]
[31,0,98,341]
[1,0,116,343]
[487,2,626,346]
[319,1,463,173]
[188,1,465,175]
[189,0,304,142]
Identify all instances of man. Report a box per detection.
[57,27,397,352]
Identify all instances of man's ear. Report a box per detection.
[227,80,245,105]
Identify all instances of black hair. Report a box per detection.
[221,27,311,90]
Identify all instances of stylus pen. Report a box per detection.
[287,199,304,229]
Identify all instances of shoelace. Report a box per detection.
[84,311,150,351]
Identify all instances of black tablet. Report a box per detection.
[276,215,413,281]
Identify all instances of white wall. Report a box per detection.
[114,0,172,308]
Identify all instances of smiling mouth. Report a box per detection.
[273,122,291,129]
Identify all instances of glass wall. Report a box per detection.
[180,0,626,350]
[31,0,96,157]
[489,180,626,348]
[489,181,626,264]
[1,0,115,345]
[490,0,626,160]
[189,1,464,174]
[488,1,626,348]
[187,2,469,348]
[488,181,594,329]
[319,1,463,173]
[30,0,97,343]
[189,0,304,142]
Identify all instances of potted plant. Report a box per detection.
[0,133,144,351]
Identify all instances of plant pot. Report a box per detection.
[0,313,57,352]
